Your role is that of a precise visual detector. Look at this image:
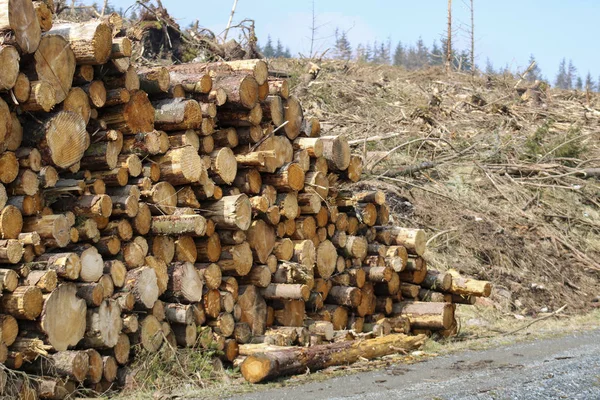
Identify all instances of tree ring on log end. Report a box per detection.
[45,111,89,169]
[40,283,86,351]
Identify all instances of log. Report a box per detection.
[241,333,426,383]
[327,286,361,307]
[446,269,492,297]
[391,301,455,330]
[237,285,267,336]
[22,111,89,169]
[165,262,203,303]
[272,299,305,327]
[40,283,86,351]
[153,98,203,131]
[122,267,158,309]
[76,282,103,306]
[151,214,207,237]
[246,219,276,263]
[155,145,204,185]
[132,315,162,352]
[0,238,21,263]
[100,90,154,134]
[1,285,43,319]
[421,270,453,292]
[29,35,74,103]
[320,135,350,171]
[203,194,252,231]
[0,0,41,53]
[0,151,18,184]
[172,322,197,347]
[21,80,56,112]
[141,182,177,215]
[261,283,310,301]
[315,240,336,279]
[138,66,170,93]
[122,130,169,156]
[164,303,194,325]
[217,242,253,276]
[291,239,315,267]
[47,21,112,64]
[83,299,122,348]
[261,163,305,192]
[12,73,30,105]
[376,227,426,256]
[111,37,131,58]
[23,269,56,292]
[213,73,258,109]
[196,263,222,290]
[34,251,81,280]
[210,147,238,184]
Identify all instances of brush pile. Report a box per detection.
[0,1,491,395]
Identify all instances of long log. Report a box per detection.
[241,333,426,383]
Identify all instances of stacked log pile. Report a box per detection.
[0,1,492,395]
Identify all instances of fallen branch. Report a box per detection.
[503,304,567,336]
[348,131,408,146]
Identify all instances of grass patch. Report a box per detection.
[113,341,241,399]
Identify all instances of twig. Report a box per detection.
[426,229,457,246]
[368,137,460,172]
[348,131,408,146]
[378,175,470,207]
[250,121,288,152]
[502,304,567,336]
[384,142,478,178]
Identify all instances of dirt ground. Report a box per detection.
[273,59,600,316]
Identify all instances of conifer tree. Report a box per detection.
[585,72,595,92]
[429,41,444,66]
[275,39,284,58]
[575,76,583,90]
[415,37,428,68]
[484,58,495,75]
[355,44,367,63]
[393,41,405,66]
[333,29,352,60]
[526,54,542,82]
[263,36,275,58]
[566,60,577,89]
[555,58,567,89]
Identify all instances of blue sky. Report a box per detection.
[117,0,600,82]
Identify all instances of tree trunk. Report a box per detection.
[241,333,426,383]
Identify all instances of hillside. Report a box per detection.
[277,59,600,315]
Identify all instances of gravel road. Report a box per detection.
[231,329,600,400]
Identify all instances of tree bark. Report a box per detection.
[241,333,426,383]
